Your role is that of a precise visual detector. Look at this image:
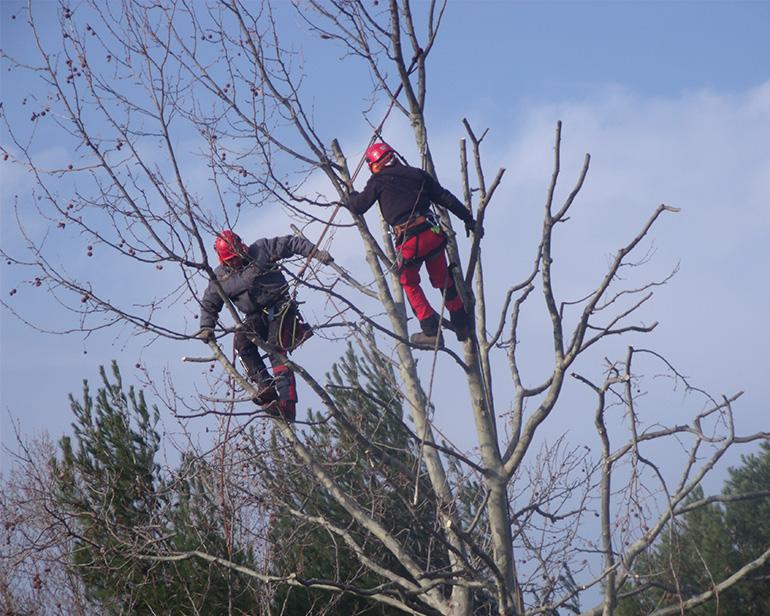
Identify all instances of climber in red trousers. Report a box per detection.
[343,143,481,348]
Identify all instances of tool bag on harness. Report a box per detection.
[265,300,313,352]
[393,212,447,271]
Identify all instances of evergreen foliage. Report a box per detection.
[262,339,493,614]
[616,442,770,615]
[53,362,260,615]
[44,359,766,615]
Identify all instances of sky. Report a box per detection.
[1,0,769,505]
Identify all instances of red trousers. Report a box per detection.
[397,228,463,321]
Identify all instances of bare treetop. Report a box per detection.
[1,2,767,615]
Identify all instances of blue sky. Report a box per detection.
[441,1,769,96]
[1,0,769,491]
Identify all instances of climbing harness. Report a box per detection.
[392,212,448,272]
[393,213,435,242]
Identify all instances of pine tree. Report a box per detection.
[261,338,493,614]
[617,442,770,615]
[53,362,260,615]
[720,441,770,613]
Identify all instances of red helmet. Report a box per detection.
[214,230,246,264]
[365,142,395,173]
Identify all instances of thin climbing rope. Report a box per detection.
[280,48,471,477]
[412,265,451,506]
[292,50,423,290]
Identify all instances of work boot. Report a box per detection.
[251,376,279,407]
[449,309,470,342]
[253,387,279,406]
[265,400,296,423]
[410,331,444,349]
[410,314,444,349]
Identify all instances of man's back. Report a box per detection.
[347,161,471,227]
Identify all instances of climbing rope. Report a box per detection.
[275,47,476,477]
[292,49,424,290]
[412,266,451,506]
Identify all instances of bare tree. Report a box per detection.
[1,432,95,616]
[1,1,767,615]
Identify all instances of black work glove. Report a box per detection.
[465,218,485,239]
[197,327,214,342]
[314,249,334,265]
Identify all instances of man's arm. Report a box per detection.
[344,177,379,216]
[426,175,473,224]
[259,235,331,262]
[425,174,482,237]
[199,278,224,330]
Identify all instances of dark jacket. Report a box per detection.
[199,235,315,329]
[345,161,473,227]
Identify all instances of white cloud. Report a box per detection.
[3,80,768,468]
[419,80,770,449]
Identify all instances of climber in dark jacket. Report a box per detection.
[344,142,481,348]
[198,230,332,421]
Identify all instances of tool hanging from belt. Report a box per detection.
[393,211,447,271]
[263,299,313,352]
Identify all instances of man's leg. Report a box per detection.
[233,317,279,405]
[425,251,469,342]
[269,362,297,422]
[399,263,443,348]
[399,263,433,321]
[263,307,299,422]
[275,302,313,351]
